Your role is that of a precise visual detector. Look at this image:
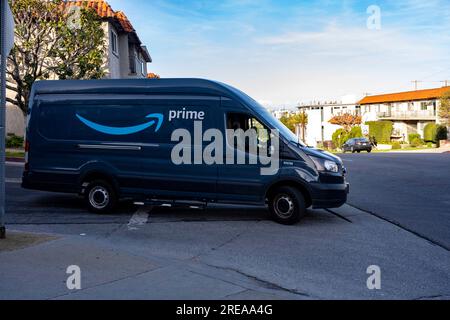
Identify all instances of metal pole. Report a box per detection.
[0,0,7,239]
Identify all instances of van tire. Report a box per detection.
[268,186,306,225]
[84,180,117,214]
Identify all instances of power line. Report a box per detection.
[411,80,423,91]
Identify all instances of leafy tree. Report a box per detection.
[329,113,362,132]
[6,0,106,117]
[439,90,450,126]
[147,72,161,79]
[280,111,308,139]
[48,4,105,80]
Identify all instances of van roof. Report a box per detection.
[32,78,239,97]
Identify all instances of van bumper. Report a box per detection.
[309,182,349,209]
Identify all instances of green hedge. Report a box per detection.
[366,121,393,144]
[6,134,24,149]
[423,123,437,142]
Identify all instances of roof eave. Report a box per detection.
[140,46,152,63]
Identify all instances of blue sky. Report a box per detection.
[108,0,450,108]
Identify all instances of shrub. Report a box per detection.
[332,129,348,148]
[427,142,433,148]
[408,133,424,148]
[391,141,402,150]
[436,125,448,141]
[349,126,363,139]
[408,133,421,143]
[423,123,437,142]
[410,138,423,148]
[436,125,448,147]
[366,121,393,144]
[6,134,24,149]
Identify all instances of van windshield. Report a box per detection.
[225,85,306,147]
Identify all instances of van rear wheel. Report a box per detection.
[84,180,117,214]
[268,186,306,225]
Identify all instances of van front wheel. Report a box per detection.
[268,186,306,225]
[84,180,117,214]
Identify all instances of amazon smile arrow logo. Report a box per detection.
[76,113,164,135]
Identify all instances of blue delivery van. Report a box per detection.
[22,79,349,225]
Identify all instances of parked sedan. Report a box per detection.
[342,138,372,153]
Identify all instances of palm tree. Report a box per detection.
[295,111,309,141]
[280,111,309,141]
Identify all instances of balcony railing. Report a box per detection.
[377,110,437,120]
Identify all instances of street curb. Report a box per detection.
[5,157,25,163]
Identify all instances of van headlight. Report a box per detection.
[310,157,339,173]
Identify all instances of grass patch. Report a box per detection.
[6,151,25,158]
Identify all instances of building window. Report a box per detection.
[421,102,428,111]
[140,58,145,76]
[110,30,119,55]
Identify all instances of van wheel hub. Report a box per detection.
[274,195,295,218]
[89,187,110,209]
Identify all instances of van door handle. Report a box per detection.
[78,144,142,151]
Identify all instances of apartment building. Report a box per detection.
[6,0,152,136]
[298,87,449,147]
[359,87,448,141]
[298,95,361,147]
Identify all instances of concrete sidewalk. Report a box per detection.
[1,205,450,300]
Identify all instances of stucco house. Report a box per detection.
[358,86,449,141]
[299,87,450,147]
[6,0,152,137]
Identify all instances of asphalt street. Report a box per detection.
[2,155,450,299]
[340,153,450,250]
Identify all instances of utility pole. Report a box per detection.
[440,80,450,87]
[1,0,15,239]
[411,80,423,91]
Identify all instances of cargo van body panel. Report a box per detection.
[23,79,348,221]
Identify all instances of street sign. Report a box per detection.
[1,0,16,239]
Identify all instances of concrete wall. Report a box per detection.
[5,104,25,137]
[118,34,130,78]
[5,82,25,137]
[104,22,121,79]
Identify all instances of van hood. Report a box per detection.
[299,146,343,164]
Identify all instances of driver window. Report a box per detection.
[226,113,271,154]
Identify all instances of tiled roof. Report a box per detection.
[359,86,450,105]
[67,1,136,34]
